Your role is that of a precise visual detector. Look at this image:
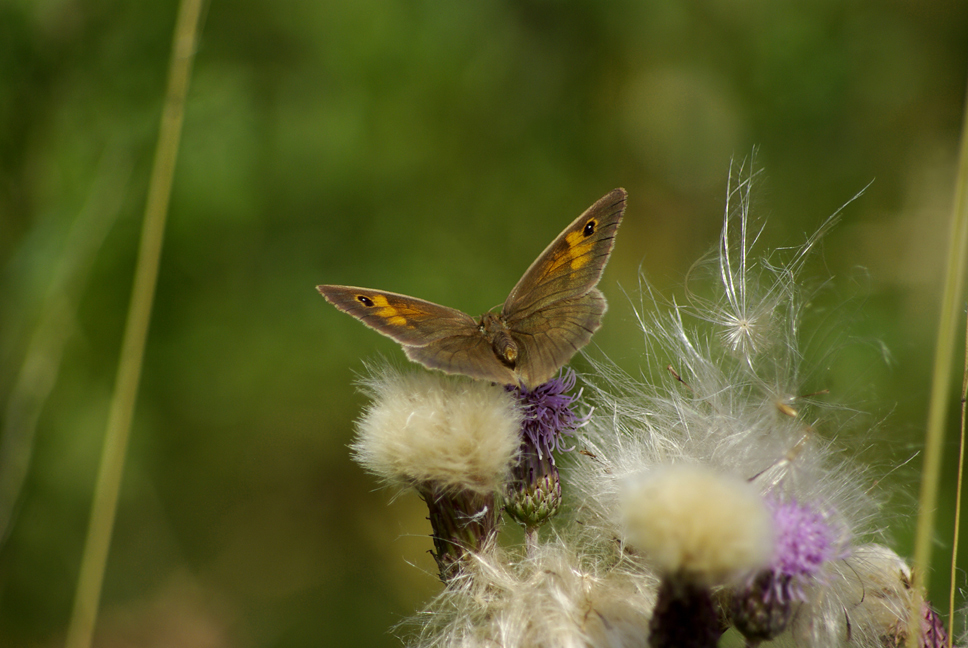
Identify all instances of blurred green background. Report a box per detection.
[1,0,966,646]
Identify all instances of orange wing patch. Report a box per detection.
[536,230,597,282]
[563,220,598,270]
[359,294,413,328]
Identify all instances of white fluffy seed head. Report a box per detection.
[568,162,879,602]
[351,366,522,495]
[409,539,655,648]
[620,464,774,585]
[789,543,919,648]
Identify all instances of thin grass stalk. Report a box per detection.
[911,77,968,642]
[948,319,967,648]
[63,2,204,647]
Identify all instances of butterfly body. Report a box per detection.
[318,188,626,389]
[480,311,518,367]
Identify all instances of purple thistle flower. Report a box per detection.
[765,496,847,603]
[506,368,588,458]
[918,601,948,648]
[730,496,846,643]
[504,369,588,531]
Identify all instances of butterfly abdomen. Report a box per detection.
[480,312,518,368]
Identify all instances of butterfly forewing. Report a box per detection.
[502,188,625,323]
[316,285,478,346]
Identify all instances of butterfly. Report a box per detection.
[317,188,626,389]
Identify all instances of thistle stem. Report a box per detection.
[424,488,499,582]
[524,526,539,558]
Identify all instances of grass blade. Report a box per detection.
[63,2,205,647]
[911,79,968,641]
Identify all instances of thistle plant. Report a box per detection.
[504,369,588,543]
[351,366,522,581]
[346,163,962,646]
[621,464,775,648]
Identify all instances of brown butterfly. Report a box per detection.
[317,188,626,389]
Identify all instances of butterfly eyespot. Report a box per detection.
[583,219,597,237]
[357,295,375,307]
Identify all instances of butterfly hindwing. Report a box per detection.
[509,289,607,388]
[404,333,518,384]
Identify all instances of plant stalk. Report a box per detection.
[64,2,204,647]
[911,76,968,641]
